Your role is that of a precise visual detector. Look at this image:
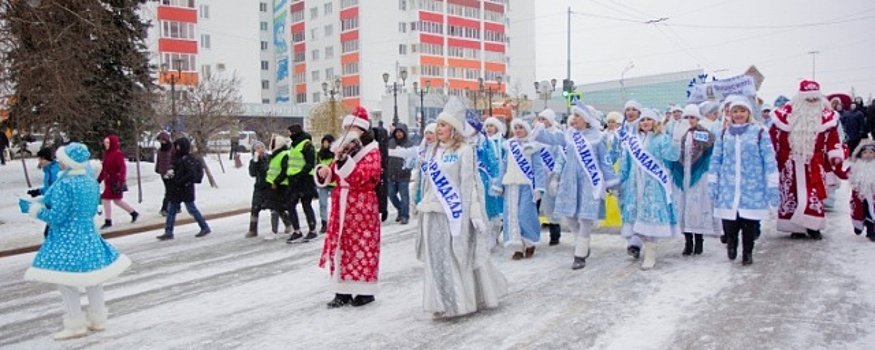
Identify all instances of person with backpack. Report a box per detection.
[155,137,211,240]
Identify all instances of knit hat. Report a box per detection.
[510,118,532,139]
[36,147,54,162]
[251,141,265,153]
[605,111,623,124]
[624,100,643,112]
[341,106,371,130]
[797,79,822,99]
[682,104,702,119]
[55,142,90,170]
[483,117,505,136]
[669,105,683,113]
[639,108,660,122]
[537,109,559,128]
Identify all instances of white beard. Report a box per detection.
[788,96,825,163]
[330,129,362,153]
[850,160,875,200]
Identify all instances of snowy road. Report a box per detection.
[1,191,875,349]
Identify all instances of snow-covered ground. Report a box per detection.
[1,153,874,349]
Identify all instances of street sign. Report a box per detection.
[566,92,582,108]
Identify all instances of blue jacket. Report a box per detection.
[618,131,680,237]
[39,161,61,195]
[707,123,779,221]
[25,169,131,287]
[841,110,866,141]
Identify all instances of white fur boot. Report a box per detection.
[86,308,107,332]
[53,316,88,340]
[641,242,657,270]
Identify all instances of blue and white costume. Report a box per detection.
[499,119,546,256]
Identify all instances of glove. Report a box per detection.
[767,186,779,208]
[548,175,560,197]
[19,198,31,214]
[163,169,175,179]
[709,182,718,202]
[533,189,543,202]
[27,189,41,198]
[672,119,690,144]
[472,218,487,233]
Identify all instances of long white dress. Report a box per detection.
[416,142,507,318]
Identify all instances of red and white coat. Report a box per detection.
[769,104,844,232]
[317,141,382,295]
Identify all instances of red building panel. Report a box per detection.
[291,22,305,33]
[447,0,480,8]
[340,30,359,42]
[419,33,443,45]
[484,2,504,14]
[291,1,304,13]
[340,6,359,20]
[158,38,198,54]
[157,6,197,23]
[419,11,443,23]
[447,15,479,29]
[484,42,505,53]
[484,22,504,33]
[294,43,306,53]
[448,38,479,50]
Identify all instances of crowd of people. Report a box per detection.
[13,78,875,340]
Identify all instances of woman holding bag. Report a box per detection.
[96,134,139,229]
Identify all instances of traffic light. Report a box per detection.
[562,79,575,97]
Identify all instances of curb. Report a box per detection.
[0,208,250,259]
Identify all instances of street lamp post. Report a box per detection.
[413,80,431,137]
[619,62,635,102]
[534,79,557,110]
[160,59,184,135]
[322,76,342,134]
[382,70,408,126]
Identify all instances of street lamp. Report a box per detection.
[619,62,634,102]
[160,59,184,134]
[534,79,557,110]
[382,70,408,126]
[322,76,342,134]
[413,80,431,137]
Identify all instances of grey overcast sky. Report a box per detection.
[531,0,875,104]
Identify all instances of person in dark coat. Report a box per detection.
[155,137,211,240]
[316,134,336,233]
[0,129,8,165]
[386,123,414,224]
[372,124,390,222]
[262,134,293,240]
[246,141,269,238]
[285,124,319,243]
[96,134,139,229]
[155,131,174,216]
[867,99,875,137]
[842,103,867,153]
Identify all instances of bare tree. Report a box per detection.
[170,72,243,188]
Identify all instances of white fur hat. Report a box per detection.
[729,99,753,113]
[699,101,720,116]
[55,143,90,170]
[483,117,506,136]
[571,103,603,130]
[605,111,623,123]
[682,104,702,119]
[624,100,643,111]
[436,96,467,134]
[510,118,532,138]
[537,109,559,128]
[639,108,660,121]
[424,122,437,135]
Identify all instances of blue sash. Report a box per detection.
[418,145,428,175]
[617,126,673,203]
[427,153,464,237]
[566,130,605,199]
[539,148,556,172]
[507,139,535,190]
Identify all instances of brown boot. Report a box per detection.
[511,251,524,260]
[524,246,536,258]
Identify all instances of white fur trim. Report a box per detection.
[631,222,680,238]
[852,220,864,231]
[605,177,620,189]
[797,91,820,99]
[25,254,131,287]
[336,142,378,179]
[510,119,532,138]
[67,168,87,176]
[28,202,43,218]
[827,148,844,161]
[313,164,333,188]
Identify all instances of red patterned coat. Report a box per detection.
[318,141,382,295]
[770,105,844,232]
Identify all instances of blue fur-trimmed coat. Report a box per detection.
[618,131,681,238]
[25,169,131,287]
[471,134,503,220]
[533,126,618,221]
[707,123,779,221]
[499,136,546,246]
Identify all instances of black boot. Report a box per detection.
[320,220,328,234]
[726,233,738,261]
[693,234,704,255]
[245,214,258,238]
[350,295,375,307]
[627,245,641,259]
[327,294,352,309]
[548,224,561,246]
[682,233,693,256]
[130,211,140,223]
[100,220,112,230]
[807,229,823,240]
[571,256,588,270]
[742,228,755,265]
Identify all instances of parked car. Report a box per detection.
[207,131,258,153]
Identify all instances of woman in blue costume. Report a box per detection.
[483,116,507,250]
[533,109,567,246]
[498,118,546,260]
[18,143,131,340]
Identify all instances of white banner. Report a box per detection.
[688,74,757,104]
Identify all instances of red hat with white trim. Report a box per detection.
[342,106,371,130]
[798,79,822,98]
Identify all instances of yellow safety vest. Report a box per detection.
[266,153,288,186]
[318,156,337,187]
[287,139,310,176]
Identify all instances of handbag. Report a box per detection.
[111,181,129,193]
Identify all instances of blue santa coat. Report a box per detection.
[499,138,546,246]
[25,170,131,287]
[707,124,778,221]
[534,127,618,221]
[473,134,504,220]
[618,132,681,238]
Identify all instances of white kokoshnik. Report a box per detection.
[567,129,605,200]
[507,139,536,192]
[426,151,464,238]
[618,125,673,203]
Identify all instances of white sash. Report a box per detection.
[539,148,556,172]
[617,125,673,203]
[427,154,464,237]
[507,139,536,190]
[566,130,605,199]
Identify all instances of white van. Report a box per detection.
[207,131,258,153]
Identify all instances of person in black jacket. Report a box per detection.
[156,138,211,240]
[245,141,268,238]
[285,124,319,243]
[262,134,294,240]
[0,129,8,165]
[842,103,867,152]
[386,123,414,224]
[372,124,390,222]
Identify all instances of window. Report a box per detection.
[162,0,195,8]
[201,64,211,78]
[311,49,320,60]
[342,61,358,75]
[310,28,319,40]
[161,21,196,40]
[399,0,407,10]
[261,61,269,70]
[448,25,480,39]
[419,20,443,35]
[420,0,441,12]
[310,7,318,19]
[262,98,271,104]
[259,2,268,12]
[325,68,335,80]
[324,24,334,36]
[260,21,268,31]
[292,31,305,43]
[162,53,196,71]
[293,51,305,63]
[261,80,270,89]
[291,9,304,22]
[421,64,443,77]
[341,0,358,9]
[199,4,209,19]
[399,44,407,55]
[341,39,359,53]
[293,71,305,84]
[296,93,307,103]
[260,41,268,50]
[420,43,443,55]
[200,34,211,49]
[324,2,333,14]
[399,22,407,33]
[311,70,320,81]
[485,30,504,43]
[341,17,358,31]
[325,46,334,59]
[485,9,505,22]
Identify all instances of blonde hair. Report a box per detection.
[638,119,664,134]
[431,129,464,158]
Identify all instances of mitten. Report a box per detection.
[27,189,41,198]
[672,119,690,144]
[533,189,543,202]
[19,198,31,214]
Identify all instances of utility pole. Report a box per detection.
[566,6,572,116]
[808,50,819,80]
